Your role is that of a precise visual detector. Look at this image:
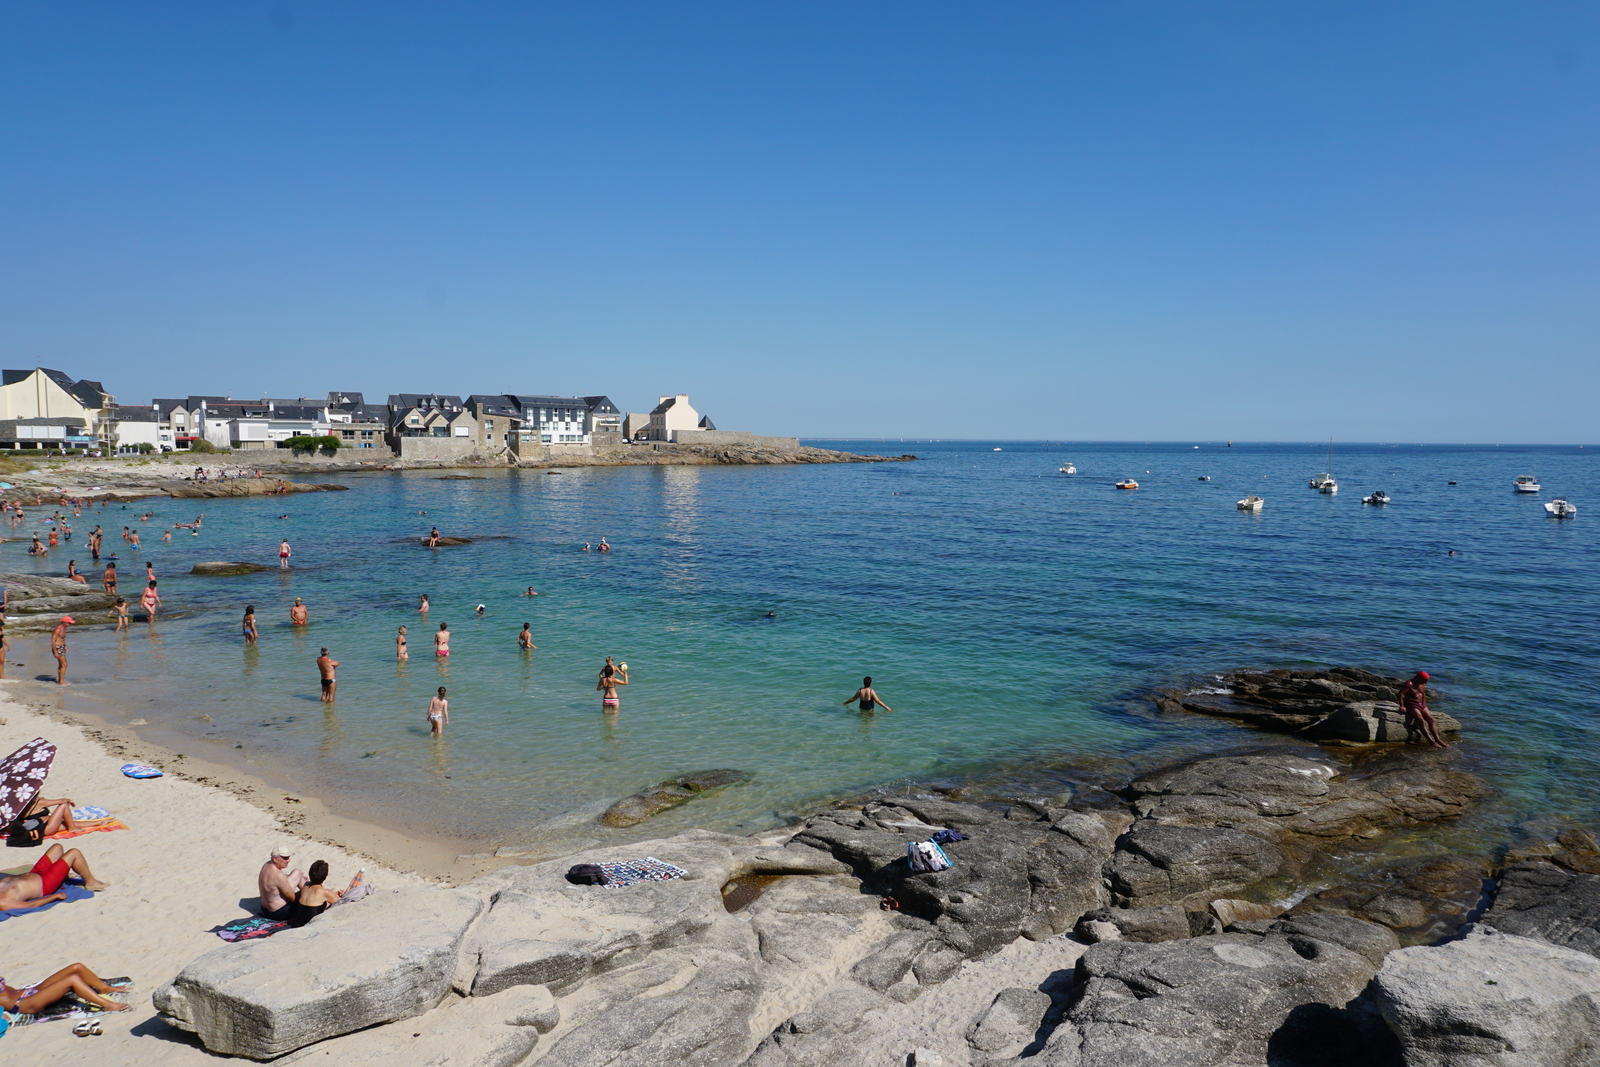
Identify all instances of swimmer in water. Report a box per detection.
[525,586,538,596]
[598,664,626,712]
[435,622,450,657]
[290,597,308,625]
[418,594,430,614]
[242,605,257,645]
[427,687,449,736]
[842,676,892,713]
[396,625,408,660]
[475,604,486,616]
[518,623,536,649]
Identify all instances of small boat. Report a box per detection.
[1514,475,1541,493]
[1545,497,1577,518]
[1058,463,1076,474]
[1310,438,1337,492]
[1198,475,1211,481]
[1362,491,1390,506]
[993,447,1002,452]
[1115,479,1139,490]
[1236,496,1263,511]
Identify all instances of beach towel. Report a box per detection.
[47,818,128,841]
[120,763,162,779]
[596,857,689,888]
[71,806,109,821]
[214,916,289,942]
[0,883,94,922]
[2,998,98,1028]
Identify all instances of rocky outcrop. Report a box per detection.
[601,770,756,828]
[190,561,274,575]
[1289,854,1490,942]
[153,886,484,1059]
[276,985,559,1067]
[419,536,475,546]
[1480,829,1600,958]
[1158,668,1461,743]
[1303,701,1462,742]
[1056,916,1402,1067]
[0,572,117,630]
[167,480,348,498]
[1373,926,1600,1067]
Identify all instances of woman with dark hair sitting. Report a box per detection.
[287,861,368,928]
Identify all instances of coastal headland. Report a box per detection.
[3,666,1596,1067]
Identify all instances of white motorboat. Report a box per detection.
[993,447,1002,452]
[1198,475,1211,481]
[1236,496,1263,511]
[1115,479,1139,490]
[1514,475,1541,493]
[1545,497,1577,518]
[1362,491,1390,506]
[1058,463,1076,474]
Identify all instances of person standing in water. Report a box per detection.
[1397,671,1450,749]
[102,560,116,594]
[50,616,74,685]
[418,594,430,615]
[598,663,626,712]
[434,622,450,657]
[396,625,408,660]
[279,539,292,568]
[113,598,129,631]
[317,648,339,702]
[842,676,892,712]
[242,605,258,645]
[427,687,449,736]
[518,623,536,649]
[290,598,308,625]
[140,580,161,620]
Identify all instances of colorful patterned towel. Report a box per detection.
[47,818,128,841]
[71,806,110,821]
[597,857,689,888]
[0,883,94,922]
[214,916,289,942]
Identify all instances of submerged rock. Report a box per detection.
[1160,667,1464,744]
[601,770,755,828]
[190,560,273,575]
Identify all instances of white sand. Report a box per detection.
[0,696,420,1063]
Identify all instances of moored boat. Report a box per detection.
[1514,475,1541,493]
[1545,497,1577,518]
[1236,496,1263,511]
[1115,479,1138,490]
[1362,491,1390,506]
[1059,463,1076,474]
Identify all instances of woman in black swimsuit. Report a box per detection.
[842,676,892,713]
[288,860,338,927]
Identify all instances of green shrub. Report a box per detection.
[282,435,341,455]
[137,442,155,454]
[190,439,217,453]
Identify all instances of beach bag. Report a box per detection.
[5,819,43,848]
[566,863,610,886]
[906,840,952,874]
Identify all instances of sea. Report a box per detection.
[7,441,1597,860]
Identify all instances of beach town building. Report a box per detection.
[325,392,389,449]
[583,396,624,446]
[110,407,165,453]
[0,368,115,450]
[644,393,703,442]
[510,395,593,445]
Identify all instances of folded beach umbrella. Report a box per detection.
[0,737,55,831]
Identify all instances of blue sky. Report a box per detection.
[2,3,1596,440]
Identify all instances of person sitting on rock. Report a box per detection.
[1397,671,1450,749]
[0,963,130,1015]
[287,860,366,928]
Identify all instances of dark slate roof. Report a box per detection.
[510,395,588,411]
[184,396,232,410]
[467,394,523,418]
[583,395,620,415]
[269,405,325,420]
[114,408,160,423]
[698,415,716,430]
[387,393,463,411]
[649,395,683,416]
[327,391,365,408]
[2,368,109,408]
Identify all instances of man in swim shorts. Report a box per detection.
[280,539,292,567]
[1396,671,1449,748]
[317,647,339,702]
[0,843,110,910]
[51,616,74,685]
[842,676,892,713]
[257,845,307,920]
[291,597,309,625]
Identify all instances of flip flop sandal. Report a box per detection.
[879,895,900,911]
[73,1019,103,1036]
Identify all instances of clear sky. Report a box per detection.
[2,3,1596,441]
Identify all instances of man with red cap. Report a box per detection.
[51,616,75,685]
[1397,671,1449,748]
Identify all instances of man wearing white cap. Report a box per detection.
[258,846,308,921]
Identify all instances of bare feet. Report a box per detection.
[84,877,111,891]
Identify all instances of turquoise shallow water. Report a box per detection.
[8,441,1597,856]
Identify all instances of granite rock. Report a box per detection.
[276,985,558,1067]
[968,986,1054,1053]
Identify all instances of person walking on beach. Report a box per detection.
[290,597,308,625]
[242,605,258,645]
[317,647,339,702]
[396,625,409,660]
[598,663,626,712]
[435,622,450,657]
[518,623,536,649]
[50,616,74,685]
[1397,672,1450,749]
[140,580,161,620]
[843,676,892,713]
[427,687,450,736]
[113,597,129,632]
[279,539,292,568]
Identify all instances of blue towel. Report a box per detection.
[0,883,94,922]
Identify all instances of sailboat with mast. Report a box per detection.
[1309,439,1338,494]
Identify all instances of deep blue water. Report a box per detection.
[9,441,1596,856]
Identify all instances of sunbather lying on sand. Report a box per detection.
[0,844,110,910]
[0,963,130,1014]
